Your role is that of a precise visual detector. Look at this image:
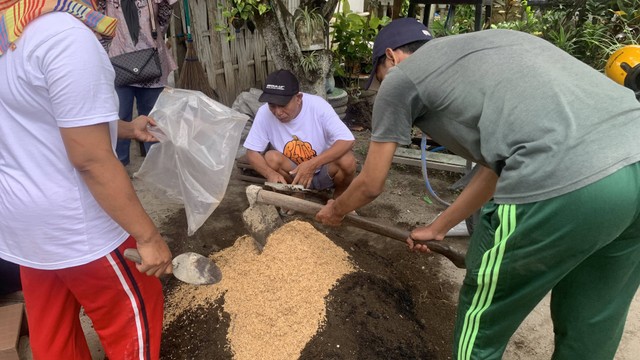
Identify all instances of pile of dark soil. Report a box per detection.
[159,162,461,359]
[160,218,458,359]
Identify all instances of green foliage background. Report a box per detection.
[428,0,639,71]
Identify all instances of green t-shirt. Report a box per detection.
[372,29,640,204]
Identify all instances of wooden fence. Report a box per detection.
[167,0,399,107]
[168,0,303,106]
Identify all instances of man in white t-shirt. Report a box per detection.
[0,7,172,360]
[244,70,357,198]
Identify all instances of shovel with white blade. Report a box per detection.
[124,249,222,285]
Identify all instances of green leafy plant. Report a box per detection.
[399,0,410,18]
[547,19,579,53]
[215,0,271,39]
[550,0,640,69]
[330,0,390,93]
[430,4,478,36]
[300,51,322,73]
[294,7,328,50]
[432,0,640,71]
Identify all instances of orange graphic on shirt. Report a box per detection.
[283,135,317,165]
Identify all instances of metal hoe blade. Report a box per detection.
[264,182,307,192]
[172,252,222,285]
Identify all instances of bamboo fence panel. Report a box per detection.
[190,0,214,78]
[206,0,227,100]
[176,0,280,106]
[253,31,268,90]
[236,31,253,92]
[243,28,257,84]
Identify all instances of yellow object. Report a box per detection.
[605,45,640,91]
[284,135,317,165]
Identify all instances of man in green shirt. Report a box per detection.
[317,18,640,360]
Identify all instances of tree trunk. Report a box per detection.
[253,0,337,98]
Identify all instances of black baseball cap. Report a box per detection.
[259,69,300,106]
[365,18,433,89]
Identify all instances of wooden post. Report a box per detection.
[391,0,402,19]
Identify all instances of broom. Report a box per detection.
[178,0,218,100]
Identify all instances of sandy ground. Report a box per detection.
[16,136,640,359]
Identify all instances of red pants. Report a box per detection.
[20,236,163,360]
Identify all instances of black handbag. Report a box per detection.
[110,47,162,86]
[109,0,162,86]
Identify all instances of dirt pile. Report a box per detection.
[159,164,462,360]
[164,220,355,359]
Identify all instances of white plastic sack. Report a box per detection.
[135,88,249,235]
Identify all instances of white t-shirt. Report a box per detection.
[244,93,354,164]
[0,13,128,269]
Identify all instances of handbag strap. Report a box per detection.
[147,0,158,40]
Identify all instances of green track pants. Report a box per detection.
[453,162,640,360]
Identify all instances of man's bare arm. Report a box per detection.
[316,141,397,225]
[60,123,172,277]
[246,149,288,183]
[408,165,498,251]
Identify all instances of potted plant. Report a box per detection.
[294,7,328,51]
[330,0,390,93]
[218,0,270,38]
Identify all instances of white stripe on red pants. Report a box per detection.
[20,236,163,360]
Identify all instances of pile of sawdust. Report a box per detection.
[164,220,355,359]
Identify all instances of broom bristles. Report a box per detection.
[179,40,219,101]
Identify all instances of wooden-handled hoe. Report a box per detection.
[243,185,468,269]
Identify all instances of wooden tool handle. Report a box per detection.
[255,189,467,268]
[124,248,142,264]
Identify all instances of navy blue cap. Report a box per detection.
[259,70,300,106]
[365,18,433,89]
